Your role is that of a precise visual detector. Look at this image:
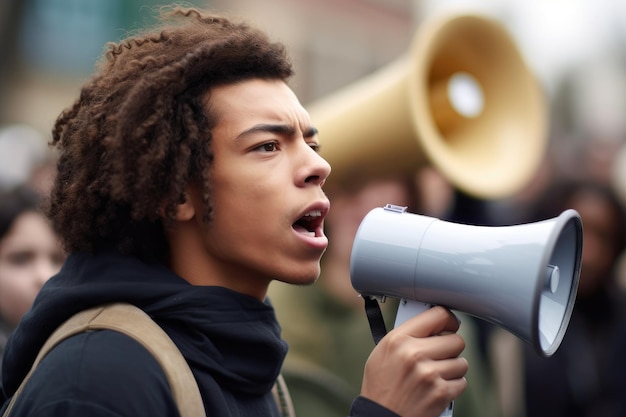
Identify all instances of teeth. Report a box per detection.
[304,210,322,218]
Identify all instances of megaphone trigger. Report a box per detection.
[394,299,432,328]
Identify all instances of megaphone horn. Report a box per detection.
[350,204,583,358]
[308,13,547,199]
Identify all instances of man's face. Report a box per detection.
[184,79,331,298]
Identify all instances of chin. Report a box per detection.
[276,272,320,287]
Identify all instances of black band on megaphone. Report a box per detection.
[363,296,388,345]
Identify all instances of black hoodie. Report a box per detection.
[0,252,397,417]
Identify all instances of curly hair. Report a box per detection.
[46,6,294,262]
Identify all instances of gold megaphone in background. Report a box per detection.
[307,13,547,199]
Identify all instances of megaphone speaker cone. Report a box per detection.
[308,13,547,199]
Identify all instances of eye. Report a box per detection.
[8,251,34,267]
[308,142,321,153]
[253,141,279,153]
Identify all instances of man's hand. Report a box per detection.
[360,306,468,417]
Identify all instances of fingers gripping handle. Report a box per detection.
[394,299,454,417]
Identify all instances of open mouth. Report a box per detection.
[292,210,324,237]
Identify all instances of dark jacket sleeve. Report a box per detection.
[349,396,401,417]
[3,331,181,417]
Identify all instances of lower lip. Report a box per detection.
[292,229,328,250]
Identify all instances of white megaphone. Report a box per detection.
[350,205,582,417]
[351,204,583,358]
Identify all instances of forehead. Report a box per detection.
[1,212,50,247]
[207,79,310,129]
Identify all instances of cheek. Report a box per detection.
[0,267,35,324]
[209,166,288,243]
[0,263,23,291]
[213,178,280,224]
[0,266,31,296]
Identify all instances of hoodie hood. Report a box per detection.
[1,251,288,399]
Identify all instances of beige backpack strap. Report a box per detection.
[3,303,295,417]
[3,303,205,417]
[272,373,296,417]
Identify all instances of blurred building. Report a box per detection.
[0,0,206,136]
[210,0,415,105]
[0,0,416,136]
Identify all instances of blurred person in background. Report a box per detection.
[270,167,499,417]
[0,185,65,360]
[491,177,626,417]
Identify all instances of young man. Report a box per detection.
[0,7,467,417]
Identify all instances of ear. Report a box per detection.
[173,191,196,222]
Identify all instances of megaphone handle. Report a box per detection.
[394,299,454,417]
[394,298,432,327]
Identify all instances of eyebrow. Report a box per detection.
[236,124,318,140]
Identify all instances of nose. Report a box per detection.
[300,144,331,187]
